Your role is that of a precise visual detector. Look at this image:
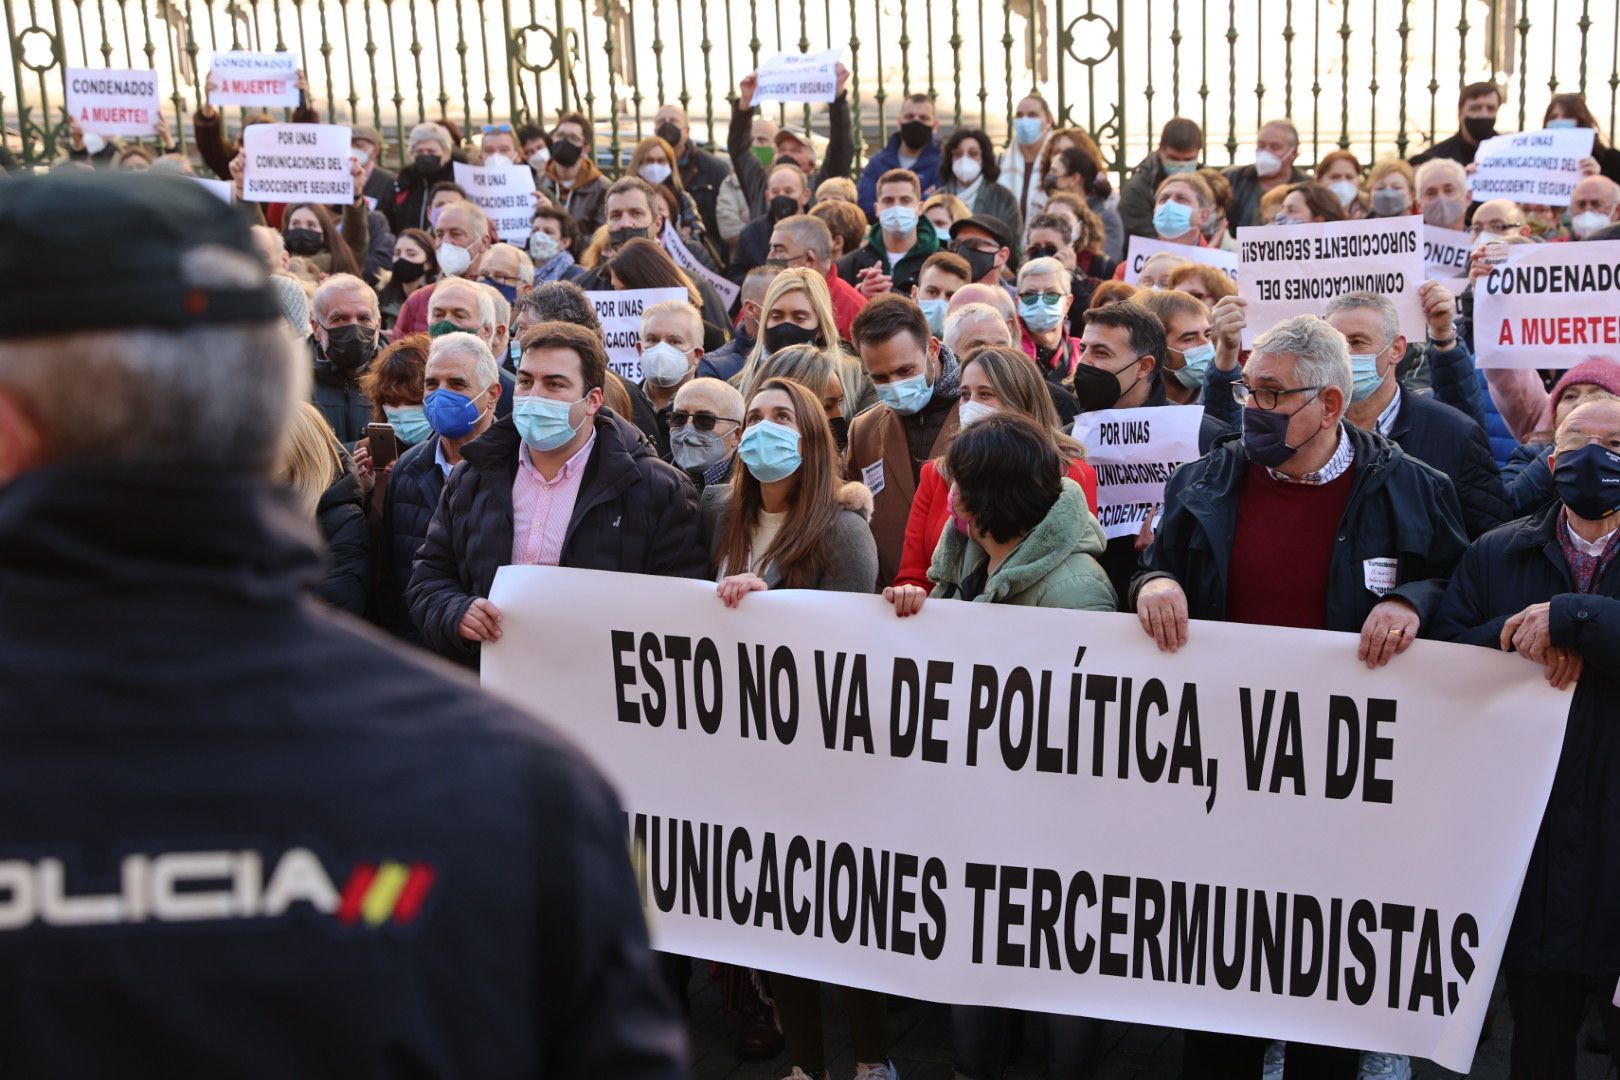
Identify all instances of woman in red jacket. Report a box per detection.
[893,344,1100,589]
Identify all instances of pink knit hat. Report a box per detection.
[1537,356,1620,432]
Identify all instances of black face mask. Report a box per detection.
[1555,443,1620,521]
[609,225,652,249]
[1463,116,1497,142]
[827,414,850,452]
[1071,358,1143,413]
[899,119,933,150]
[391,256,427,284]
[764,321,820,353]
[284,227,324,257]
[769,194,801,222]
[655,122,684,150]
[413,153,443,175]
[958,245,999,283]
[323,323,379,372]
[550,139,583,167]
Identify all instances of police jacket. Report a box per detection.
[1433,502,1620,974]
[406,410,709,664]
[1132,423,1470,632]
[0,464,687,1079]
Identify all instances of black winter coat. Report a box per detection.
[1385,389,1511,539]
[1503,442,1557,517]
[680,146,733,256]
[0,465,686,1079]
[310,348,373,446]
[1433,503,1620,974]
[378,436,448,637]
[386,158,456,234]
[1133,424,1470,632]
[313,467,370,616]
[406,410,709,663]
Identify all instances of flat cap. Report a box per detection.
[950,213,1015,250]
[0,170,279,338]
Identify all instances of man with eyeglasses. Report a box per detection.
[669,377,746,492]
[1133,317,1468,1077]
[1434,395,1620,1078]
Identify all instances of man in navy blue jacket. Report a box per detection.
[0,171,686,1079]
[856,94,942,218]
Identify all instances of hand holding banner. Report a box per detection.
[208,51,302,108]
[1237,215,1424,347]
[66,68,160,137]
[753,50,842,104]
[1473,239,1620,369]
[241,123,353,204]
[482,566,1570,1074]
[1471,128,1596,207]
[1122,237,1240,287]
[586,288,692,381]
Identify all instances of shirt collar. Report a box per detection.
[434,437,453,477]
[1564,512,1617,556]
[702,453,734,488]
[1373,386,1403,438]
[1268,423,1354,485]
[516,428,596,483]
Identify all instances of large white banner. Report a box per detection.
[1472,239,1620,369]
[483,566,1570,1073]
[207,51,301,107]
[1471,128,1597,207]
[1121,236,1239,286]
[586,287,691,382]
[241,123,352,204]
[753,49,842,104]
[1237,215,1424,347]
[453,161,536,244]
[1072,405,1204,540]
[65,67,160,137]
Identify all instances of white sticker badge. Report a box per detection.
[1363,556,1399,597]
[861,460,885,497]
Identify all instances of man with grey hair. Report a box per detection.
[1415,157,1472,230]
[669,376,746,491]
[426,277,516,420]
[310,272,383,444]
[0,171,686,1076]
[378,331,503,637]
[1133,316,1468,1076]
[765,211,867,339]
[1326,288,1509,538]
[1224,118,1307,227]
[948,281,1019,345]
[944,301,1013,358]
[1570,174,1620,239]
[387,120,456,233]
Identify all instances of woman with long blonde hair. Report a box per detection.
[277,401,370,614]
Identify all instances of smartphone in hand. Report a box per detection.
[366,422,399,469]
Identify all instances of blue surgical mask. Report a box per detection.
[513,394,584,451]
[1014,117,1045,146]
[1172,342,1215,388]
[1349,340,1392,402]
[1018,295,1064,333]
[918,297,948,337]
[737,419,802,483]
[482,279,518,304]
[383,404,433,445]
[1153,199,1195,238]
[424,386,488,439]
[875,370,934,415]
[1547,117,1580,129]
[878,205,919,235]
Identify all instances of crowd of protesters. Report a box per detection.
[8,64,1620,1080]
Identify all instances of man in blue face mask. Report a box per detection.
[1433,396,1620,1077]
[848,293,961,587]
[407,321,708,664]
[1328,288,1510,539]
[1132,316,1469,1077]
[376,331,502,640]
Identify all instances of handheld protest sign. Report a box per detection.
[1473,239,1620,369]
[483,565,1570,1075]
[1471,128,1596,207]
[241,123,353,205]
[66,68,160,137]
[208,51,302,108]
[1122,237,1239,287]
[1422,225,1470,282]
[453,162,537,245]
[585,287,691,382]
[1072,406,1205,539]
[661,220,741,307]
[753,49,842,104]
[1237,215,1424,347]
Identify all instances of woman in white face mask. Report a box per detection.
[938,128,1025,256]
[891,345,1100,591]
[1315,149,1369,219]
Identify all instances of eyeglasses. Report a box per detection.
[1467,220,1523,236]
[1018,290,1065,305]
[1026,243,1061,260]
[481,123,513,135]
[1232,382,1325,411]
[478,273,523,288]
[670,410,742,433]
[954,241,999,256]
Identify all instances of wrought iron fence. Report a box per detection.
[5,0,1620,180]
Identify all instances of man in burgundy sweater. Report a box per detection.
[1128,313,1469,1079]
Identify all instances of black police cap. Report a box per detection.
[0,170,280,337]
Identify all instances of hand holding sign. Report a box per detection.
[1418,280,1458,343]
[1208,294,1248,364]
[752,49,843,105]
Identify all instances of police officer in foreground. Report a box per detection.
[0,171,686,1079]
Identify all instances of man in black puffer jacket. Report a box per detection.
[407,321,709,665]
[378,332,505,640]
